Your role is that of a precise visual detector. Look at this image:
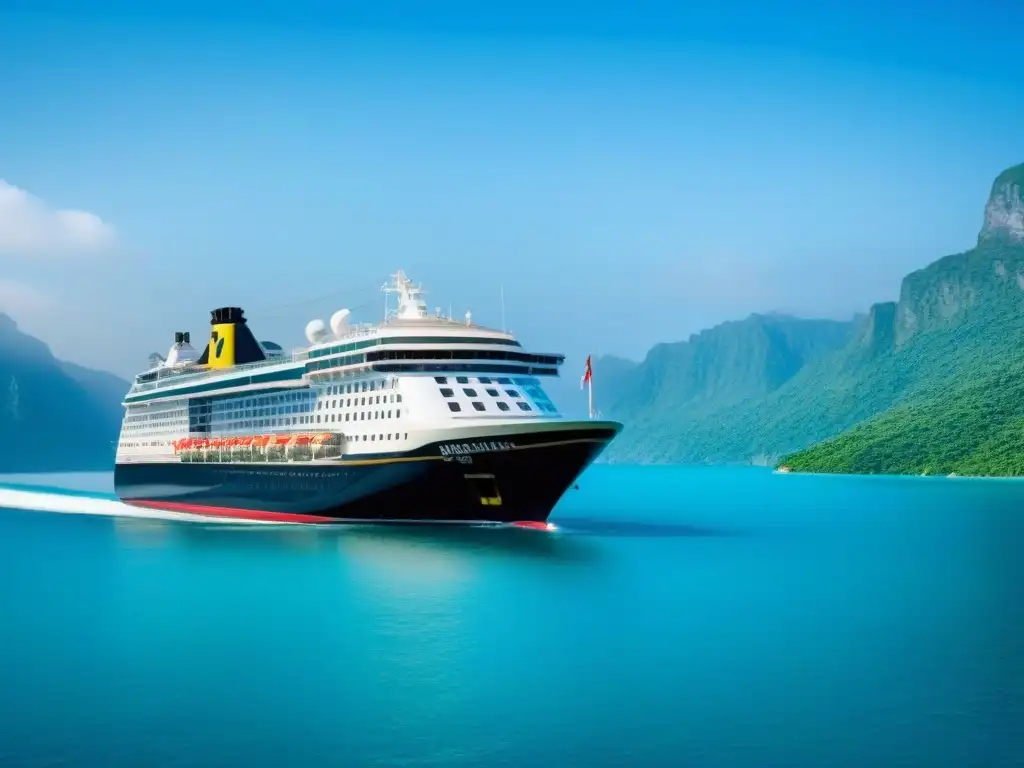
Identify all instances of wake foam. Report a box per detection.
[0,486,279,525]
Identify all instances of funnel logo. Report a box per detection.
[208,324,236,368]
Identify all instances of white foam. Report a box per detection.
[0,487,280,525]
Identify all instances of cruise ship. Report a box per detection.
[113,271,621,526]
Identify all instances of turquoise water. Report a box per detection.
[0,466,1022,767]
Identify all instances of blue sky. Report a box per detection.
[0,0,1022,395]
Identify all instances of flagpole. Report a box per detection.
[582,354,594,420]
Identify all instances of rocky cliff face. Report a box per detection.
[887,165,1024,346]
[979,163,1024,243]
[858,301,896,356]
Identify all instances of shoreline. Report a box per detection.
[773,467,1024,481]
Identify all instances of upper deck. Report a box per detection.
[126,270,564,403]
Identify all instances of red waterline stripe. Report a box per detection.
[512,520,551,530]
[127,499,335,524]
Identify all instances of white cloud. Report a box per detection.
[0,180,116,256]
[0,279,53,317]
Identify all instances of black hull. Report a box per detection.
[114,423,620,525]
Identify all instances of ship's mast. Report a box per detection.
[381,270,429,322]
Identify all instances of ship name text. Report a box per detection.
[439,440,516,457]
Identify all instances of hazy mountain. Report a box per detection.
[0,314,129,473]
[600,162,1024,466]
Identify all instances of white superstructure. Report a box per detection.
[116,270,567,464]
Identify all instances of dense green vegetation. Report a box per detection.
[780,358,1024,476]
[0,314,128,473]
[599,162,1024,472]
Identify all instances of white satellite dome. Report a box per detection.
[305,318,329,345]
[330,308,352,339]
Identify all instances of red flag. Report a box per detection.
[580,354,592,389]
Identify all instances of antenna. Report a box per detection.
[500,284,505,332]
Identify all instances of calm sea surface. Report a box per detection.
[0,466,1021,768]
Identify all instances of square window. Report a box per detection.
[447,402,462,412]
[477,377,492,384]
[506,389,520,398]
[472,401,486,412]
[456,376,469,384]
[486,388,499,397]
[463,388,477,397]
[440,388,454,397]
[516,401,532,411]
[434,376,447,384]
[496,401,510,412]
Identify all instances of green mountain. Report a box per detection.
[601,162,1024,466]
[779,163,1024,475]
[0,314,129,473]
[780,357,1024,476]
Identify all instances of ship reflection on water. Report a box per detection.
[111,515,604,565]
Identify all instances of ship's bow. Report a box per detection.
[427,419,622,525]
